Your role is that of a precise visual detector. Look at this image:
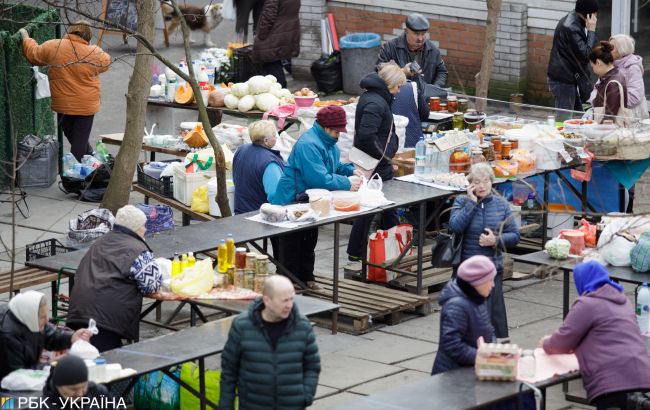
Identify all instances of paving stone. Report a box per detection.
[508,315,564,349]
[318,354,402,390]
[335,332,436,364]
[377,313,440,343]
[506,278,577,309]
[315,385,338,399]
[349,369,429,395]
[504,297,562,330]
[310,391,366,409]
[394,352,437,373]
[313,326,373,356]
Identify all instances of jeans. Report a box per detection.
[548,78,583,121]
[347,210,399,258]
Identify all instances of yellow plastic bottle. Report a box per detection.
[187,251,196,267]
[180,253,189,272]
[217,240,228,273]
[171,253,181,277]
[226,233,235,267]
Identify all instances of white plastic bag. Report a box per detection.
[393,114,409,153]
[1,369,48,391]
[598,216,637,266]
[70,340,100,360]
[212,123,248,150]
[32,66,50,99]
[170,258,214,297]
[273,131,296,162]
[220,0,236,20]
[358,174,390,207]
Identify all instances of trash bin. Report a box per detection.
[340,33,381,95]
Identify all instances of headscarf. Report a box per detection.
[573,260,624,296]
[7,290,45,332]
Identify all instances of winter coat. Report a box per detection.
[251,0,300,63]
[543,284,650,402]
[219,298,321,410]
[0,305,72,380]
[592,67,629,123]
[233,143,285,214]
[547,11,598,86]
[448,194,520,272]
[354,73,399,181]
[377,33,448,89]
[271,122,354,205]
[590,54,647,119]
[22,34,110,116]
[432,279,495,375]
[42,376,111,409]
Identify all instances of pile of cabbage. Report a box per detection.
[223,75,293,112]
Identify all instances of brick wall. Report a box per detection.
[295,0,326,78]
[527,32,554,104]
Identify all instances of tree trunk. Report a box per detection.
[100,0,155,214]
[475,0,502,113]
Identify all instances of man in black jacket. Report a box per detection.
[547,0,599,115]
[377,13,448,97]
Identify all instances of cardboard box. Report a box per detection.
[393,149,415,177]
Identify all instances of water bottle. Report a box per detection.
[206,57,216,85]
[95,141,110,163]
[178,60,189,88]
[415,137,427,178]
[158,73,166,98]
[198,66,210,106]
[518,349,536,378]
[426,141,438,175]
[636,283,650,334]
[166,72,177,102]
[62,153,78,176]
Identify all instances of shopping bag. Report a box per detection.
[134,369,180,410]
[578,219,597,248]
[191,185,210,213]
[32,66,50,99]
[136,203,175,234]
[368,224,413,283]
[180,362,221,410]
[631,232,650,273]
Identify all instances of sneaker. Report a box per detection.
[307,281,321,291]
[348,255,362,263]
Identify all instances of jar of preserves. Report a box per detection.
[255,255,269,276]
[458,98,469,113]
[245,271,255,290]
[449,148,471,173]
[226,267,235,287]
[221,271,232,287]
[470,148,486,165]
[234,269,245,288]
[253,274,267,294]
[491,136,502,154]
[245,252,257,271]
[447,96,458,113]
[480,143,495,161]
[510,138,518,150]
[235,247,247,269]
[501,141,512,159]
[429,97,441,111]
[452,112,464,130]
[439,103,448,112]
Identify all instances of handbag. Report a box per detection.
[349,122,394,180]
[368,224,413,283]
[430,231,463,268]
[593,80,634,127]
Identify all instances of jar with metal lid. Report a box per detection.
[480,143,495,161]
[510,138,519,150]
[244,271,255,290]
[491,136,502,154]
[452,112,464,130]
[429,97,441,111]
[226,267,235,287]
[254,273,267,293]
[458,98,469,113]
[235,247,247,269]
[501,141,512,159]
[439,102,448,112]
[470,148,486,165]
[245,252,257,271]
[234,269,245,288]
[255,255,269,276]
[447,96,458,113]
[221,270,232,287]
[449,148,471,173]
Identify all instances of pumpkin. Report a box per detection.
[183,123,209,148]
[175,84,193,105]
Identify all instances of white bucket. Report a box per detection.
[208,177,235,217]
[533,138,563,170]
[504,128,535,152]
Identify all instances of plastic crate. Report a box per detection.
[25,238,70,262]
[172,167,213,206]
[137,163,174,198]
[232,45,262,83]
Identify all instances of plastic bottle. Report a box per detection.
[226,233,235,267]
[191,59,198,78]
[178,60,189,88]
[217,240,228,272]
[637,283,650,334]
[180,253,189,272]
[62,153,79,176]
[171,253,181,277]
[198,66,210,106]
[426,139,438,175]
[206,57,216,85]
[415,137,427,178]
[95,141,110,163]
[166,72,177,102]
[187,251,196,267]
[158,73,166,98]
[518,349,536,378]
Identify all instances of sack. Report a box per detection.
[134,370,180,410]
[70,340,100,360]
[16,134,58,188]
[180,362,221,410]
[136,203,175,235]
[368,224,413,283]
[67,208,115,247]
[1,369,48,391]
[190,185,210,213]
[220,0,236,20]
[631,232,650,273]
[310,52,342,94]
[32,66,50,99]
[273,131,296,162]
[593,80,634,127]
[430,232,463,268]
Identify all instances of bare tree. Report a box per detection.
[475,0,502,113]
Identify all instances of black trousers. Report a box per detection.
[58,113,94,161]
[347,210,399,259]
[593,390,633,410]
[261,61,287,88]
[487,273,509,339]
[277,228,318,283]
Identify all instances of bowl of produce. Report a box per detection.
[331,191,361,212]
[293,88,317,107]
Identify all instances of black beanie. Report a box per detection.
[52,355,88,387]
[575,0,599,15]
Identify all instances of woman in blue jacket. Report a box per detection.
[271,106,361,289]
[448,163,520,339]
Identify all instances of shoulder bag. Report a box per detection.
[593,79,634,127]
[349,122,393,180]
[430,207,463,268]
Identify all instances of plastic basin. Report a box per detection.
[294,96,316,108]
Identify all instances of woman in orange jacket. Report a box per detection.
[19,21,111,161]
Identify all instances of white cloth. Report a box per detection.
[8,290,44,332]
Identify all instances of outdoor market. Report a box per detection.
[1,0,650,409]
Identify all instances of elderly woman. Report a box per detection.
[0,291,92,380]
[540,261,650,409]
[347,62,407,262]
[448,163,519,339]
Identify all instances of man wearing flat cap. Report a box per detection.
[377,13,448,96]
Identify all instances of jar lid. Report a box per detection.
[246,252,257,257]
[236,247,247,252]
[430,96,440,100]
[453,112,463,116]
[447,96,457,100]
[256,255,269,260]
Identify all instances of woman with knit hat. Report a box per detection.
[432,256,496,375]
[540,261,650,410]
[0,291,92,380]
[42,354,110,407]
[67,205,161,352]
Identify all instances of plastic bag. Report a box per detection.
[136,203,175,234]
[368,224,413,283]
[272,131,296,162]
[310,52,342,94]
[32,66,50,99]
[67,208,114,248]
[1,369,48,391]
[180,363,221,410]
[212,123,248,150]
[393,115,409,153]
[358,174,390,207]
[70,340,100,360]
[170,258,214,297]
[578,219,597,248]
[598,217,636,266]
[631,232,650,273]
[190,185,210,213]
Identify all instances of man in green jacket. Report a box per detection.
[219,275,321,409]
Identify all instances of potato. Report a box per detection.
[300,87,310,96]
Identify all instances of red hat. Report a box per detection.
[316,105,347,133]
[457,256,496,286]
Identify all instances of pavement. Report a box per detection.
[2,5,650,409]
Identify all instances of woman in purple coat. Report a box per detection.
[539,261,650,410]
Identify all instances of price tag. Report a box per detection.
[575,147,590,159]
[559,149,572,163]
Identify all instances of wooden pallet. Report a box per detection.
[307,276,431,334]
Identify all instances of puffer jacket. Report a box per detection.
[22,34,110,115]
[219,298,321,410]
[271,122,354,205]
[0,305,72,380]
[547,11,598,85]
[448,194,520,272]
[432,279,495,375]
[42,375,111,409]
[354,73,399,181]
[251,0,300,63]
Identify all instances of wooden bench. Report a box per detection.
[0,266,59,300]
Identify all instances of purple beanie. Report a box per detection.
[457,256,496,286]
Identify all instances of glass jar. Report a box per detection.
[429,97,441,111]
[255,255,269,276]
[510,138,519,150]
[491,136,502,153]
[470,148,486,165]
[449,148,470,173]
[234,269,245,288]
[447,96,458,113]
[254,273,267,293]
[458,98,469,113]
[519,349,536,378]
[245,252,257,271]
[452,112,464,130]
[235,247,247,269]
[501,141,512,159]
[226,267,235,287]
[244,271,255,290]
[221,271,232,287]
[439,102,448,112]
[480,143,495,161]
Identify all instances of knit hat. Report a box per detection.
[457,256,496,286]
[316,106,347,132]
[575,0,599,16]
[114,205,147,233]
[8,290,45,332]
[53,354,88,387]
[573,260,623,296]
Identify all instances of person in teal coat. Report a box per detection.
[219,275,321,410]
[270,106,361,289]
